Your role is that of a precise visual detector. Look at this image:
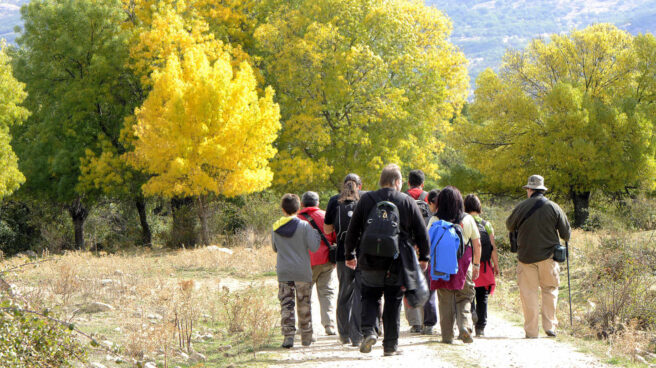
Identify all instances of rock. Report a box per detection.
[144,362,157,368]
[636,355,648,364]
[147,313,163,320]
[201,333,213,341]
[178,352,189,361]
[114,327,122,333]
[219,344,232,352]
[17,250,38,258]
[80,302,114,314]
[189,351,206,363]
[114,270,124,276]
[101,340,114,349]
[100,279,117,286]
[206,245,233,255]
[89,363,107,368]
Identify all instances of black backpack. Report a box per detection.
[335,199,357,245]
[410,191,432,226]
[360,192,400,259]
[476,218,493,263]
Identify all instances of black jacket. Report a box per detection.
[344,188,430,287]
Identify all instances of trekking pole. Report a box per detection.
[566,241,572,327]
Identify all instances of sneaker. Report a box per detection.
[351,338,362,347]
[383,348,402,356]
[325,326,336,336]
[475,327,485,337]
[460,330,474,344]
[339,335,350,344]
[410,325,422,334]
[282,336,294,349]
[359,335,377,354]
[546,330,556,337]
[422,325,434,335]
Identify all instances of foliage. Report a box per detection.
[0,43,28,199]
[128,44,280,199]
[0,200,40,257]
[456,24,656,225]
[0,296,87,367]
[579,233,656,335]
[255,0,469,190]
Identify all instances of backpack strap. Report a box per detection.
[517,197,547,231]
[300,213,332,248]
[418,191,428,202]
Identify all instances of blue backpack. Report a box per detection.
[428,219,464,281]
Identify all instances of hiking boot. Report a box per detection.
[351,338,362,347]
[383,348,402,357]
[475,327,485,337]
[325,326,336,336]
[339,335,350,344]
[301,333,313,346]
[282,336,294,349]
[441,338,453,344]
[409,325,422,334]
[546,330,556,337]
[460,330,474,344]
[359,335,377,353]
[422,325,434,335]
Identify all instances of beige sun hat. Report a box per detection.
[523,175,548,191]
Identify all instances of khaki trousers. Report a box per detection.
[312,262,336,329]
[517,258,560,338]
[436,266,475,342]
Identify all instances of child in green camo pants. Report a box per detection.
[272,194,321,348]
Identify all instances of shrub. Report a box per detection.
[0,296,87,367]
[579,233,656,335]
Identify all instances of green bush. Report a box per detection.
[0,201,41,257]
[0,297,87,367]
[579,233,656,334]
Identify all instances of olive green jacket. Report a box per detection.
[506,193,571,264]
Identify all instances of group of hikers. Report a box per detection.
[271,164,571,356]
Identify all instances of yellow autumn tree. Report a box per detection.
[127,45,281,245]
[0,43,29,198]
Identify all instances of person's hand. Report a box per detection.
[494,265,500,276]
[345,259,357,270]
[419,261,428,272]
[472,265,480,280]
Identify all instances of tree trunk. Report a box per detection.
[570,190,590,228]
[135,196,152,247]
[197,195,210,246]
[170,197,197,248]
[67,198,89,250]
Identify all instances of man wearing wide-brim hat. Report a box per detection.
[506,175,571,338]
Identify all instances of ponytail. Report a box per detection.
[338,180,359,203]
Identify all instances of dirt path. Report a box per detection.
[268,273,608,368]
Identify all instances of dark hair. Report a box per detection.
[301,191,319,207]
[436,186,464,223]
[379,164,402,188]
[408,170,425,187]
[338,180,360,203]
[281,193,300,215]
[464,194,482,214]
[427,189,440,206]
[343,173,362,186]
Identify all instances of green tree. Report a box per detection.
[11,0,148,248]
[254,0,469,190]
[456,24,656,227]
[0,43,29,198]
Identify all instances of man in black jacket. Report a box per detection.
[345,164,430,356]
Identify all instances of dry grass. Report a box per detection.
[0,245,279,367]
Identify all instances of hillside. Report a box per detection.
[428,0,656,86]
[2,0,656,89]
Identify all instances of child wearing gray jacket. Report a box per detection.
[272,193,321,348]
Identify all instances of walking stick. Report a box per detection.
[566,241,572,326]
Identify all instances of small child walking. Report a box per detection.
[272,193,321,348]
